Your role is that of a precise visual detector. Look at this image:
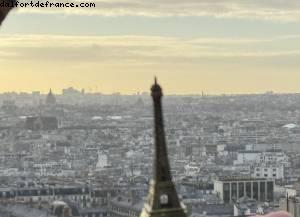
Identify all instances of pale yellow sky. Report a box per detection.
[1,34,299,94]
[1,61,300,94]
[1,1,300,94]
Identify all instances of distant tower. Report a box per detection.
[140,78,187,217]
[46,89,56,105]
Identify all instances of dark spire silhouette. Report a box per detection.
[46,88,56,105]
[0,1,15,26]
[140,78,186,217]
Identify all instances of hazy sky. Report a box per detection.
[1,0,300,94]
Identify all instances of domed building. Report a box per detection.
[46,89,56,105]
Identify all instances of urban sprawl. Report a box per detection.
[0,86,299,217]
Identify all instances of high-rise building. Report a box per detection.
[140,78,187,217]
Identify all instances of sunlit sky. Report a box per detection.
[1,0,300,94]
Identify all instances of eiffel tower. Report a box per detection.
[140,78,187,217]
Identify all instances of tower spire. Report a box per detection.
[140,79,186,217]
[46,88,56,105]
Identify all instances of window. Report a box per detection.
[260,181,266,201]
[160,194,168,205]
[231,183,237,201]
[253,182,258,200]
[267,182,274,201]
[246,182,251,198]
[239,182,244,198]
[224,183,230,203]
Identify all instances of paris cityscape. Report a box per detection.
[1,0,300,217]
[0,85,299,217]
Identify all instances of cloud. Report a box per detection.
[1,33,300,95]
[1,34,300,64]
[11,0,300,22]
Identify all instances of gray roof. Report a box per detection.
[0,205,54,217]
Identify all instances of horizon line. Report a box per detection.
[0,90,300,97]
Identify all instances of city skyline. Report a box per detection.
[1,73,300,95]
[0,85,300,95]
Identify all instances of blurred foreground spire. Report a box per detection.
[0,0,15,26]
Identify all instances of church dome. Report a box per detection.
[46,89,56,105]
